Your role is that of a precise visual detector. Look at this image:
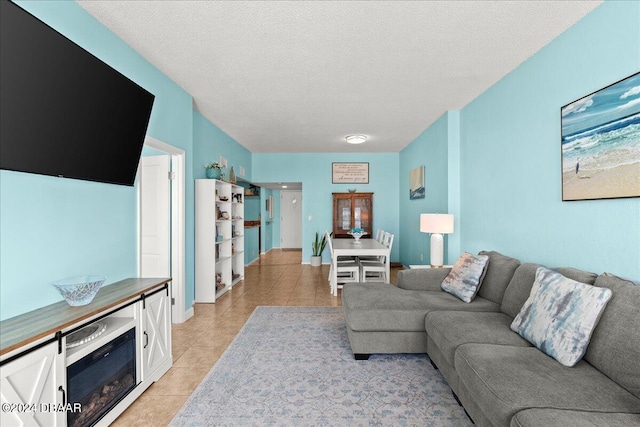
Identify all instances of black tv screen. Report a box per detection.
[0,0,155,186]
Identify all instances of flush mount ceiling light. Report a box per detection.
[345,135,367,145]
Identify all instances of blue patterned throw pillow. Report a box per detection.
[510,267,612,367]
[441,252,489,303]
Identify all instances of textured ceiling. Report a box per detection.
[76,0,602,153]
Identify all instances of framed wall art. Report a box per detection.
[409,166,425,199]
[265,195,274,218]
[332,162,369,184]
[561,71,640,201]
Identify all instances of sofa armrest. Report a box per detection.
[397,268,451,291]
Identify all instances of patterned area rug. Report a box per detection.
[170,306,473,426]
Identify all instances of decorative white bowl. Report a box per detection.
[52,275,105,306]
[349,232,367,243]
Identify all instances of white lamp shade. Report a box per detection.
[420,214,454,234]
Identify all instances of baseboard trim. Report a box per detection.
[184,306,194,322]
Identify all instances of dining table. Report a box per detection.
[330,237,391,296]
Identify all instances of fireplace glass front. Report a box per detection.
[67,328,137,427]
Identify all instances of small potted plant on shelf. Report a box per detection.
[311,231,328,267]
[205,162,222,179]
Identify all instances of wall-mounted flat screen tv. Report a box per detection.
[0,0,155,186]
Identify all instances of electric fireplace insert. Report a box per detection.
[66,328,137,427]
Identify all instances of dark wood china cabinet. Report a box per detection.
[332,193,373,238]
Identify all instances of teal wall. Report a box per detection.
[0,1,194,321]
[252,153,400,263]
[398,113,451,267]
[458,0,640,279]
[269,190,281,251]
[141,147,167,157]
[398,2,640,279]
[193,112,251,181]
[244,227,260,265]
[260,188,276,252]
[446,111,461,263]
[243,194,260,263]
[245,197,261,221]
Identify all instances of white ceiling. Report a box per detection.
[76,0,602,153]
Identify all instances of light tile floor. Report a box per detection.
[112,249,400,426]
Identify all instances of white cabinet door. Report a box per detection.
[140,288,172,382]
[0,342,65,427]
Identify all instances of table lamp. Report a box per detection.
[420,213,454,267]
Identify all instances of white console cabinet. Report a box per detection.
[0,341,66,426]
[0,278,172,427]
[140,288,172,382]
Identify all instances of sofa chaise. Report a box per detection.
[341,251,640,427]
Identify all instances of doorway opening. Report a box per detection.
[280,190,302,249]
[138,136,187,324]
[245,182,303,257]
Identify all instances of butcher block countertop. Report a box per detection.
[0,277,171,356]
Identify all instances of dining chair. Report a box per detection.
[327,234,360,294]
[325,231,357,283]
[360,232,394,282]
[358,229,384,262]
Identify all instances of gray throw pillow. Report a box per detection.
[441,252,489,303]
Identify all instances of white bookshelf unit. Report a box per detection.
[195,179,245,303]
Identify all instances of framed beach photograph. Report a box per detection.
[409,166,425,199]
[561,71,640,201]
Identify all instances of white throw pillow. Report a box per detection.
[510,267,612,367]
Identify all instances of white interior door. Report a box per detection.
[280,191,302,249]
[140,155,171,277]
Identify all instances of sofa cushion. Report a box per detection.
[441,252,489,303]
[510,267,612,367]
[501,264,598,319]
[342,282,500,332]
[477,251,521,305]
[511,408,640,427]
[396,268,451,291]
[426,335,462,393]
[425,311,531,367]
[500,263,542,318]
[554,267,598,285]
[455,344,640,427]
[584,273,640,399]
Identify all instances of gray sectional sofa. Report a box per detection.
[341,251,640,427]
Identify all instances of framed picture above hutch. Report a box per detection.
[332,162,369,184]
